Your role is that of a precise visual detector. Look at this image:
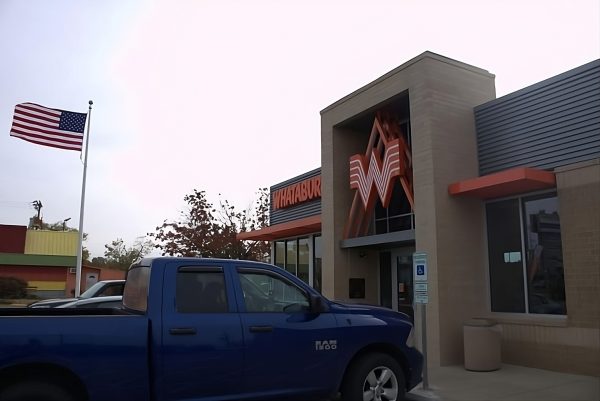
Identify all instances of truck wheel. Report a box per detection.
[0,380,75,401]
[341,352,406,401]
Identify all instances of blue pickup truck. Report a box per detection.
[0,257,423,401]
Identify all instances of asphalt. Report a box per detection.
[405,364,600,401]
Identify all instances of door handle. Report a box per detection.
[249,325,273,333]
[169,327,197,335]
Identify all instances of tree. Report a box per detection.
[0,277,27,299]
[90,256,107,267]
[151,188,270,261]
[82,245,90,263]
[101,237,154,270]
[28,215,70,231]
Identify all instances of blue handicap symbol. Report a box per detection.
[416,265,425,275]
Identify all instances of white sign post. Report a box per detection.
[414,283,428,303]
[413,252,429,390]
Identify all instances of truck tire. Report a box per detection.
[0,380,75,401]
[341,352,406,401]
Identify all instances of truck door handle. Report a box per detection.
[169,327,197,335]
[249,325,273,333]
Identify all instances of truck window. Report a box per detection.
[176,271,228,313]
[123,266,150,313]
[239,271,309,313]
[98,283,124,297]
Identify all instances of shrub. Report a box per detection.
[0,277,28,299]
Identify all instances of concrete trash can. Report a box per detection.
[463,318,501,371]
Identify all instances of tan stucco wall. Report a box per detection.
[498,160,600,376]
[321,52,496,367]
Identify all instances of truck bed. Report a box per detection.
[0,311,150,401]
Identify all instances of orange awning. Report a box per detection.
[237,215,321,241]
[448,167,556,199]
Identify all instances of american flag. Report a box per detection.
[10,102,87,151]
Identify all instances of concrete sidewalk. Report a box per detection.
[405,364,600,401]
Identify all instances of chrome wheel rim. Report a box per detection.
[362,365,399,401]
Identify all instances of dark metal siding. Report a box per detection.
[270,168,321,225]
[475,59,600,175]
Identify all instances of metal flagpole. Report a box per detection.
[75,100,93,297]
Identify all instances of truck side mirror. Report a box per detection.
[309,293,327,314]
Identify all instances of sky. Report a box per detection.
[1,0,599,259]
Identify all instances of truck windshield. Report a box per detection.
[122,266,150,313]
[79,281,106,299]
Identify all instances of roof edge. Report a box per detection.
[320,51,494,114]
[475,58,600,111]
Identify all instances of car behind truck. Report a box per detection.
[0,257,423,401]
[27,279,125,308]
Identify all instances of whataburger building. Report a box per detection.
[238,52,600,375]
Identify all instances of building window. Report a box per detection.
[298,238,309,284]
[374,180,414,234]
[486,199,525,313]
[274,236,320,290]
[522,195,566,315]
[285,240,297,276]
[373,119,414,235]
[486,193,566,315]
[274,241,285,269]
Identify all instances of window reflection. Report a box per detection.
[374,183,414,234]
[275,241,285,268]
[240,272,309,313]
[523,196,566,315]
[286,240,297,276]
[298,238,309,284]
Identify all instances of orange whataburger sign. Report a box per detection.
[272,176,321,210]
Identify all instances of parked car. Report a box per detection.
[27,279,125,308]
[0,257,422,401]
[57,295,123,309]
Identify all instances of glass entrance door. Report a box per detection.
[379,248,415,315]
[392,251,414,311]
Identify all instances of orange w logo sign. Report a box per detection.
[349,139,402,210]
[344,110,413,239]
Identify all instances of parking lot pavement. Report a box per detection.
[405,364,600,401]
